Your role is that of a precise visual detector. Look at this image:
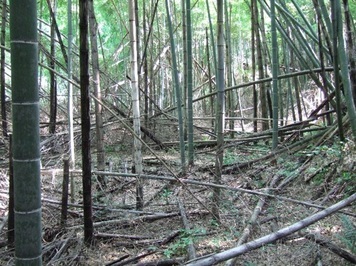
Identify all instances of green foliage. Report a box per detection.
[161,188,172,204]
[164,228,206,258]
[243,262,258,266]
[337,171,354,183]
[223,150,237,165]
[337,171,356,197]
[209,218,220,227]
[276,159,299,180]
[105,144,128,153]
[311,168,328,186]
[304,142,344,159]
[337,215,356,254]
[105,145,116,153]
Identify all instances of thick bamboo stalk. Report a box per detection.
[0,0,7,137]
[10,0,42,263]
[48,0,57,135]
[129,0,144,210]
[186,0,194,165]
[67,0,76,203]
[212,0,225,222]
[334,0,356,139]
[331,0,345,141]
[271,0,279,149]
[79,0,94,245]
[165,0,186,174]
[89,0,106,188]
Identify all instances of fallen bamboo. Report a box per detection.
[185,193,356,266]
[225,175,281,266]
[35,169,356,218]
[178,198,197,260]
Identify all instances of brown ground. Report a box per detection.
[0,125,355,266]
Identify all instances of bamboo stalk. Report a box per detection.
[186,193,356,266]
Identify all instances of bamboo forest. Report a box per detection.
[0,0,356,265]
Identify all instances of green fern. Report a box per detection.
[338,215,356,253]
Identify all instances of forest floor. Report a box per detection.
[0,122,355,266]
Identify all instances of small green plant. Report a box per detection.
[105,145,116,153]
[164,228,205,258]
[337,215,356,254]
[312,168,328,186]
[337,171,356,197]
[243,262,257,266]
[337,171,354,183]
[202,135,210,141]
[161,188,173,204]
[223,150,237,165]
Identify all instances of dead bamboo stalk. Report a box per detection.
[225,175,281,266]
[37,170,356,218]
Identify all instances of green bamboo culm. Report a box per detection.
[331,0,345,141]
[213,0,225,222]
[165,0,186,174]
[10,0,42,265]
[334,0,356,139]
[186,0,194,166]
[270,0,279,149]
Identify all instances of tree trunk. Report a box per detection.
[10,0,42,263]
[251,0,258,132]
[291,48,303,122]
[88,0,106,188]
[213,0,224,222]
[334,0,356,139]
[225,1,234,138]
[79,0,94,245]
[7,134,14,247]
[342,0,356,107]
[186,0,194,165]
[182,0,188,143]
[67,0,76,204]
[129,0,144,210]
[205,27,214,130]
[1,0,7,137]
[49,0,57,134]
[255,1,268,131]
[165,0,186,175]
[331,0,345,141]
[270,0,279,149]
[143,0,149,131]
